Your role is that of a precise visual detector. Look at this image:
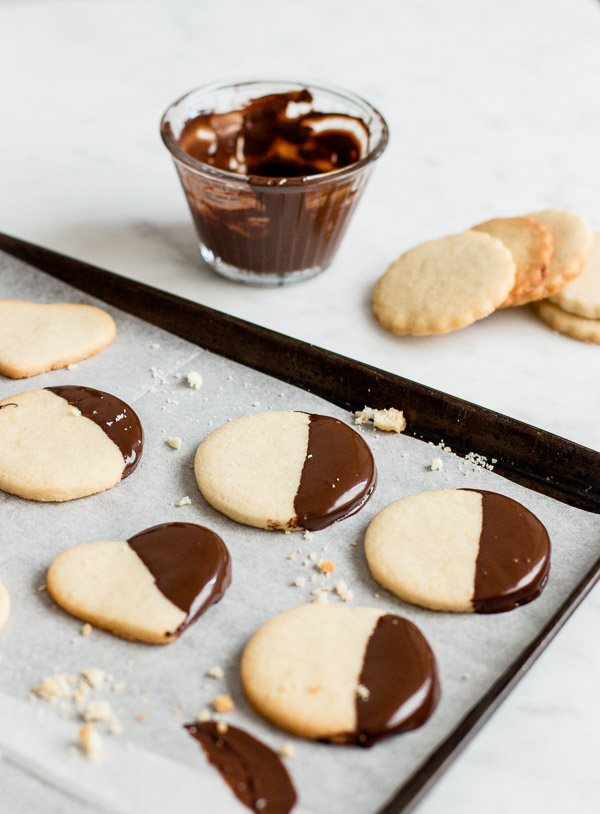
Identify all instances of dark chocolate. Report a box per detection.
[293,413,376,531]
[466,490,551,614]
[178,90,367,179]
[185,721,296,814]
[128,522,231,637]
[46,385,143,477]
[354,614,440,747]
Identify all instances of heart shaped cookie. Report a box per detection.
[0,300,116,379]
[47,523,232,644]
[0,385,143,501]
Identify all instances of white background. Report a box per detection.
[1,0,600,811]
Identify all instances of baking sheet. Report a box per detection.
[1,251,600,814]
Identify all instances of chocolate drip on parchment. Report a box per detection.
[294,414,377,531]
[354,614,440,747]
[128,522,231,636]
[464,490,551,614]
[185,721,296,814]
[46,385,143,477]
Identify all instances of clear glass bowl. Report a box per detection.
[160,80,389,285]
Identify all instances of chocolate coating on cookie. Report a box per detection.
[185,722,296,814]
[128,523,231,636]
[294,414,377,530]
[46,385,143,477]
[355,614,440,746]
[464,490,551,613]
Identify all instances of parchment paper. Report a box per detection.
[1,251,599,814]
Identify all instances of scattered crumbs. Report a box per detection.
[335,581,354,602]
[313,591,329,604]
[373,593,380,599]
[79,724,104,762]
[166,436,182,450]
[356,684,370,701]
[464,452,495,472]
[317,560,335,574]
[308,552,317,562]
[150,343,160,349]
[137,714,147,723]
[302,559,310,567]
[444,446,452,453]
[462,672,471,681]
[81,623,92,637]
[492,458,497,464]
[81,700,115,724]
[82,668,104,689]
[213,694,235,714]
[279,742,295,758]
[108,722,123,736]
[216,720,229,735]
[252,401,260,407]
[354,406,406,433]
[186,371,203,389]
[430,458,443,471]
[73,681,89,705]
[227,375,233,381]
[112,681,126,693]
[197,708,211,723]
[287,552,296,561]
[66,363,78,371]
[38,584,47,592]
[303,530,313,541]
[350,540,358,547]
[166,398,179,406]
[150,366,163,380]
[309,575,317,583]
[175,496,191,507]
[293,577,306,588]
[207,665,224,680]
[34,674,78,701]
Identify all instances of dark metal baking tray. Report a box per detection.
[1,231,599,814]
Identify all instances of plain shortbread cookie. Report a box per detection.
[0,300,116,378]
[532,300,600,344]
[472,216,553,306]
[549,233,600,319]
[511,210,593,305]
[372,231,515,336]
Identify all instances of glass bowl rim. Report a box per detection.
[159,78,389,188]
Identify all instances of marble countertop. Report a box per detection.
[1,0,599,811]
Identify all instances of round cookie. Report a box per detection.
[0,580,10,631]
[549,233,600,319]
[241,603,439,746]
[511,209,593,305]
[0,385,143,501]
[472,216,553,306]
[365,489,550,613]
[47,523,231,644]
[194,411,376,531]
[0,300,116,379]
[372,231,515,336]
[532,300,600,344]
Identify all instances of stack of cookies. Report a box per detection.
[373,208,599,343]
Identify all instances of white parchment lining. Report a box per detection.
[1,251,599,814]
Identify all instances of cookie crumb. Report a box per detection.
[462,672,471,681]
[207,665,224,680]
[354,407,406,433]
[137,714,147,723]
[81,623,92,637]
[350,540,358,547]
[69,406,82,418]
[335,580,354,602]
[186,371,203,389]
[79,724,104,762]
[287,552,296,561]
[279,742,295,758]
[293,577,306,588]
[216,720,229,735]
[166,436,182,450]
[82,668,104,689]
[213,694,234,714]
[196,708,211,723]
[37,584,47,592]
[303,530,313,541]
[66,363,78,371]
[356,684,370,701]
[81,700,115,724]
[112,681,126,693]
[175,496,191,507]
[317,560,335,574]
[430,458,443,471]
[150,343,160,349]
[33,674,77,701]
[252,401,260,407]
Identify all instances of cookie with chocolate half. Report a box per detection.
[0,300,116,379]
[365,489,550,613]
[47,523,231,644]
[0,386,143,501]
[194,411,376,531]
[0,580,10,632]
[185,722,297,814]
[241,604,439,745]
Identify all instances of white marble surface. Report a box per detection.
[1,0,599,811]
